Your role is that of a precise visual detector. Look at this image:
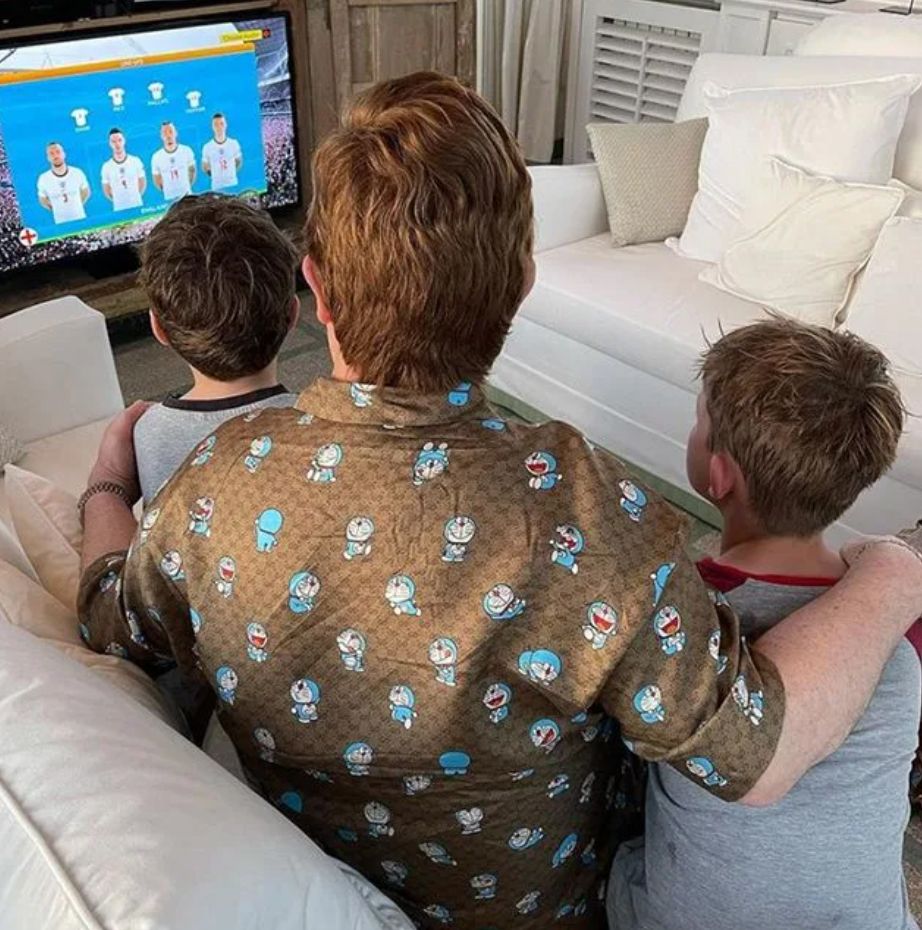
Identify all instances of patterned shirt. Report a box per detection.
[78,379,783,929]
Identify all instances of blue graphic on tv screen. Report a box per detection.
[0,45,267,244]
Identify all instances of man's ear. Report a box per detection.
[707,451,738,503]
[303,256,332,326]
[149,310,170,348]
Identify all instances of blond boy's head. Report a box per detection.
[303,71,533,392]
[687,317,904,537]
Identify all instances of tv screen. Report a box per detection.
[0,13,299,276]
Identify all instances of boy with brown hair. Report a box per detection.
[610,317,921,930]
[133,193,300,501]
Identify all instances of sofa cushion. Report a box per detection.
[5,465,81,612]
[845,217,922,490]
[677,74,920,262]
[700,158,903,326]
[0,416,108,526]
[796,14,922,58]
[677,54,922,192]
[587,118,708,247]
[521,235,766,392]
[0,621,413,930]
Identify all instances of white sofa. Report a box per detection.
[0,299,413,930]
[0,296,123,572]
[491,52,922,543]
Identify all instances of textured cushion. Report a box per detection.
[587,118,707,247]
[701,159,902,325]
[796,14,922,58]
[0,423,24,473]
[676,75,921,262]
[0,620,414,930]
[5,465,81,612]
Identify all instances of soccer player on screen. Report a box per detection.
[201,113,243,191]
[101,128,146,212]
[151,121,195,201]
[37,142,90,224]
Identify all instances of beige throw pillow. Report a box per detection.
[5,464,81,612]
[0,556,183,728]
[700,158,903,326]
[587,118,708,247]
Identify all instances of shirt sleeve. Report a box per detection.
[77,534,201,688]
[599,525,785,802]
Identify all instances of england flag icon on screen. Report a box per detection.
[70,107,89,128]
[108,87,126,108]
[18,228,38,249]
[148,81,165,103]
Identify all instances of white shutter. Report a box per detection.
[564,0,719,162]
[590,19,700,126]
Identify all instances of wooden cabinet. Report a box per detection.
[331,0,474,102]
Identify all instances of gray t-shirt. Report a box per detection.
[135,386,297,503]
[608,559,921,930]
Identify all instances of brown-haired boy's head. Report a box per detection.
[303,71,534,392]
[140,193,299,381]
[687,317,904,537]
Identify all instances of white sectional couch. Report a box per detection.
[491,52,922,542]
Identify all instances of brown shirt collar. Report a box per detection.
[296,378,491,428]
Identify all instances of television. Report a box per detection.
[0,12,300,276]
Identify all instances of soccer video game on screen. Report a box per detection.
[0,15,299,275]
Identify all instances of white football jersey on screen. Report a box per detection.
[37,167,88,223]
[186,90,203,109]
[202,137,242,190]
[70,108,89,128]
[148,81,165,102]
[151,144,195,200]
[108,87,125,107]
[101,154,145,211]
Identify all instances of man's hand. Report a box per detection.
[88,402,151,504]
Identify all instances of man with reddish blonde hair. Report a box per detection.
[79,73,922,929]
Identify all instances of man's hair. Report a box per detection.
[109,127,123,137]
[304,71,533,392]
[46,141,61,148]
[701,317,904,536]
[161,120,173,127]
[212,112,225,120]
[138,193,298,381]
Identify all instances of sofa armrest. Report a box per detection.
[529,164,608,253]
[0,296,124,444]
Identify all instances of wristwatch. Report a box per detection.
[77,481,134,525]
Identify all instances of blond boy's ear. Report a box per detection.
[707,450,739,505]
[149,310,171,348]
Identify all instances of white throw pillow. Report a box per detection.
[675,75,921,262]
[796,14,922,58]
[700,158,903,325]
[0,621,414,930]
[846,216,922,376]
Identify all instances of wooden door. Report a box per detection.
[328,0,475,110]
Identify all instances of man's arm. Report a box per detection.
[745,541,922,805]
[80,181,90,204]
[601,527,922,806]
